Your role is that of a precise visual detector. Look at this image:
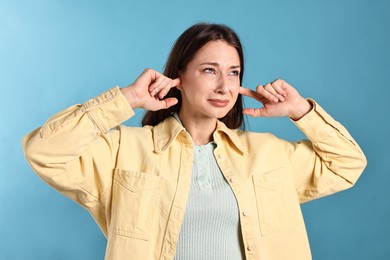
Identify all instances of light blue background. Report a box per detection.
[1,0,389,259]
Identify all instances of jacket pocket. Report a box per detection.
[111,169,163,240]
[252,167,301,236]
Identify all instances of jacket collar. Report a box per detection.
[152,116,247,155]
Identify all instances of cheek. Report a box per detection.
[178,81,194,96]
[179,74,202,92]
[231,85,240,99]
[228,77,240,90]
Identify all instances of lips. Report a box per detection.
[208,99,229,107]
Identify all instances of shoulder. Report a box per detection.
[236,130,312,158]
[235,129,296,154]
[109,124,154,144]
[237,129,282,143]
[115,124,153,134]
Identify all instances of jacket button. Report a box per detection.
[242,210,249,216]
[218,154,224,160]
[247,245,254,251]
[229,177,237,184]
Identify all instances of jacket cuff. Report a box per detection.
[83,86,134,133]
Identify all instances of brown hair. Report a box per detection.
[142,23,245,129]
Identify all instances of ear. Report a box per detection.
[175,76,183,91]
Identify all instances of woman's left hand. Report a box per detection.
[239,79,312,120]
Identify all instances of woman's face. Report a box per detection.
[178,40,241,120]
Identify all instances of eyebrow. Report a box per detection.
[199,62,241,69]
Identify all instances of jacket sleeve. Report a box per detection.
[22,87,134,213]
[288,99,367,203]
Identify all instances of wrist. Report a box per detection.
[289,99,312,121]
[120,87,142,109]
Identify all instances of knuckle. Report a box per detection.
[272,79,281,86]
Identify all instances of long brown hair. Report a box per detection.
[142,23,245,129]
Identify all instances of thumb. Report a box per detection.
[155,97,178,110]
[242,107,268,117]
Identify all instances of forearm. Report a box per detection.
[291,100,367,202]
[22,87,134,177]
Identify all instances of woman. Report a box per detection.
[23,23,367,260]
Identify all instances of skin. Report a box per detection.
[177,41,241,145]
[120,40,312,145]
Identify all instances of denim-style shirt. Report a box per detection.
[23,86,367,260]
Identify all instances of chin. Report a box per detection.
[212,110,231,119]
[202,105,233,119]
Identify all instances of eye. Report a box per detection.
[203,68,216,74]
[228,70,240,76]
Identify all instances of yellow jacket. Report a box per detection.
[23,87,367,260]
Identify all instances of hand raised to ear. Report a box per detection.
[240,79,312,120]
[121,68,181,111]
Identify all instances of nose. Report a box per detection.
[215,74,229,94]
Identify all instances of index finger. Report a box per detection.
[172,77,181,87]
[239,86,262,102]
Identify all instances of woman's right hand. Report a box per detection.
[120,68,181,111]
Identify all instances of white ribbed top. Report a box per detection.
[174,141,245,259]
